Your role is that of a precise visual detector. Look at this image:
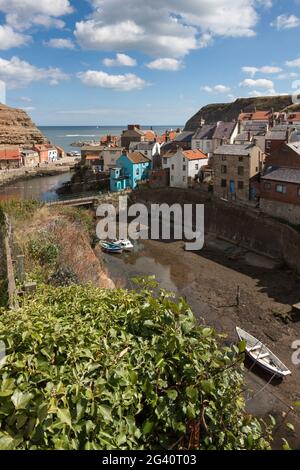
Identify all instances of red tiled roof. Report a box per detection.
[86,156,100,161]
[239,111,271,122]
[183,149,208,160]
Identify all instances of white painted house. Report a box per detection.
[192,121,238,157]
[129,141,161,161]
[162,149,209,188]
[48,147,58,162]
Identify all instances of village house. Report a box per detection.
[265,127,289,154]
[110,151,151,192]
[238,110,272,132]
[260,168,300,225]
[101,147,123,171]
[55,145,66,159]
[213,143,263,201]
[0,146,21,169]
[192,121,238,155]
[265,142,300,169]
[287,112,300,125]
[80,145,104,170]
[21,149,39,167]
[129,141,161,161]
[33,144,57,164]
[121,125,145,149]
[162,148,208,189]
[160,131,194,155]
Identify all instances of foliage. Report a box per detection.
[0,281,273,450]
[27,238,59,268]
[48,268,79,287]
[0,207,8,308]
[0,200,42,222]
[53,206,94,235]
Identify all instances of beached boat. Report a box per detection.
[100,241,123,254]
[112,238,134,250]
[236,327,291,378]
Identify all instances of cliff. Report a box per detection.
[0,103,49,147]
[184,95,298,131]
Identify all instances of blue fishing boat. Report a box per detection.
[100,241,123,254]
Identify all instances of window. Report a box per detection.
[171,164,175,170]
[163,158,167,164]
[276,184,287,194]
[136,168,140,175]
[183,165,186,171]
[239,157,243,162]
[221,179,227,188]
[171,176,174,181]
[266,141,271,150]
[196,141,200,148]
[221,165,227,174]
[182,157,186,162]
[195,164,199,170]
[264,182,271,190]
[238,181,244,190]
[238,166,244,176]
[183,176,186,182]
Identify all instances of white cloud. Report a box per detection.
[0,0,73,31]
[77,70,147,91]
[44,38,75,49]
[242,65,282,77]
[201,84,231,93]
[286,57,300,68]
[146,58,183,71]
[271,14,300,30]
[75,0,262,58]
[240,78,275,89]
[103,53,137,67]
[0,56,69,89]
[277,72,298,80]
[0,24,29,49]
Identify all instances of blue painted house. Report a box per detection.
[110,151,151,192]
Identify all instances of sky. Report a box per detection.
[0,0,300,126]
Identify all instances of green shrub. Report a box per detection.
[0,282,272,450]
[27,238,59,268]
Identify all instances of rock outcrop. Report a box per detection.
[0,103,49,147]
[184,95,296,131]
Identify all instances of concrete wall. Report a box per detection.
[133,187,300,273]
[260,198,300,225]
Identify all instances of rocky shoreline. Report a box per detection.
[0,166,72,188]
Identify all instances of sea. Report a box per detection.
[39,126,183,153]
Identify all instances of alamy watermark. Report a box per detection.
[96,196,205,251]
[291,340,300,366]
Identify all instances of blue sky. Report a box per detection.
[0,0,300,126]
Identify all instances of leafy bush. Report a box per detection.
[0,282,272,450]
[48,268,79,287]
[27,238,59,268]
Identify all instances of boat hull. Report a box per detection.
[236,327,291,378]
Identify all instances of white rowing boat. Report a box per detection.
[236,327,291,378]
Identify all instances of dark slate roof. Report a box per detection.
[174,131,194,142]
[265,130,287,140]
[262,167,300,184]
[213,122,237,140]
[214,144,255,156]
[244,122,268,133]
[193,124,216,140]
[235,132,251,141]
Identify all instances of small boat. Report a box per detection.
[112,238,134,250]
[100,241,123,254]
[236,327,291,378]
